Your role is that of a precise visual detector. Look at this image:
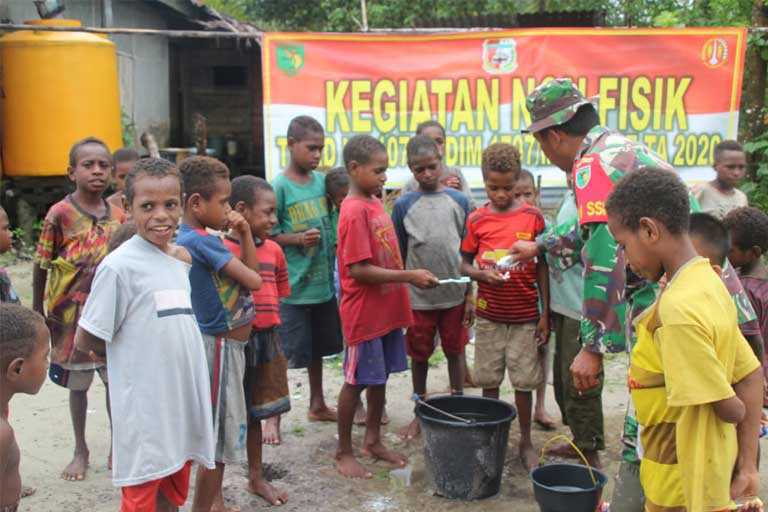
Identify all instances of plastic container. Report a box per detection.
[531,463,608,512]
[415,395,517,500]
[0,19,122,177]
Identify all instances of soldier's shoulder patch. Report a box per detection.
[573,155,614,226]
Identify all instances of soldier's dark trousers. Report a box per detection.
[552,312,605,452]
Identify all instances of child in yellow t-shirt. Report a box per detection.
[605,168,763,511]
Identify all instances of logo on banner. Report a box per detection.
[701,38,728,68]
[276,44,304,76]
[482,38,518,74]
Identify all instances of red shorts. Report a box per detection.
[120,462,192,512]
[406,303,469,362]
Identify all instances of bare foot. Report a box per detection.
[248,477,288,506]
[263,416,282,445]
[381,406,390,425]
[545,442,580,460]
[361,442,408,468]
[61,452,89,481]
[21,486,36,499]
[308,406,338,423]
[211,494,240,512]
[533,411,557,431]
[354,402,367,426]
[520,443,539,472]
[397,418,421,441]
[335,452,372,479]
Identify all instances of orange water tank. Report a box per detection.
[0,19,122,177]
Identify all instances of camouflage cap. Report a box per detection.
[523,78,594,134]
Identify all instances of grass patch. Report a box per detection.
[323,353,344,373]
[291,425,305,437]
[428,348,446,368]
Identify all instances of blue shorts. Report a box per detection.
[343,329,408,386]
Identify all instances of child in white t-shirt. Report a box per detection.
[76,158,215,512]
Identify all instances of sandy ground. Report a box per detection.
[6,258,768,512]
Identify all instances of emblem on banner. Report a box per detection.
[701,38,728,68]
[482,38,518,74]
[276,44,305,76]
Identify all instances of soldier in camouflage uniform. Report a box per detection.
[511,79,764,512]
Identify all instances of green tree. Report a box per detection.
[208,0,755,30]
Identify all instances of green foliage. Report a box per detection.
[749,30,768,61]
[741,109,768,211]
[217,0,755,30]
[121,109,136,148]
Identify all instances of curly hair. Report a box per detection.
[229,175,273,209]
[415,120,446,137]
[343,135,386,168]
[689,213,730,265]
[724,206,768,252]
[107,222,138,253]
[714,140,744,163]
[0,303,46,372]
[325,167,349,197]
[287,115,324,141]
[605,167,690,234]
[481,143,521,178]
[406,135,439,163]
[69,136,111,167]
[113,147,140,164]
[179,156,229,202]
[124,158,180,205]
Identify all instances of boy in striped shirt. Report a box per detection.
[460,143,550,471]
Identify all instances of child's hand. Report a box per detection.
[442,175,461,190]
[227,210,250,237]
[409,269,439,289]
[463,297,475,327]
[732,469,762,510]
[535,316,550,348]
[479,269,506,286]
[301,228,321,247]
[88,350,106,365]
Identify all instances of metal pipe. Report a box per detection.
[102,0,113,27]
[0,23,262,40]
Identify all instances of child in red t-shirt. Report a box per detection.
[224,175,290,505]
[460,143,550,471]
[335,135,438,479]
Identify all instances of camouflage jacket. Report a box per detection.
[539,125,673,354]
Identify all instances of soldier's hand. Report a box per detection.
[570,348,602,392]
[509,241,539,263]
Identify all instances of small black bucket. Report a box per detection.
[415,395,517,500]
[531,463,608,512]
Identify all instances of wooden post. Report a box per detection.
[360,0,369,32]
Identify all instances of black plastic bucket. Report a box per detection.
[531,463,608,512]
[415,395,517,500]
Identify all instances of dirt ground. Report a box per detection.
[6,258,768,512]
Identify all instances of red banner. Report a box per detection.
[263,28,746,187]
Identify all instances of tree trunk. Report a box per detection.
[739,0,768,178]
